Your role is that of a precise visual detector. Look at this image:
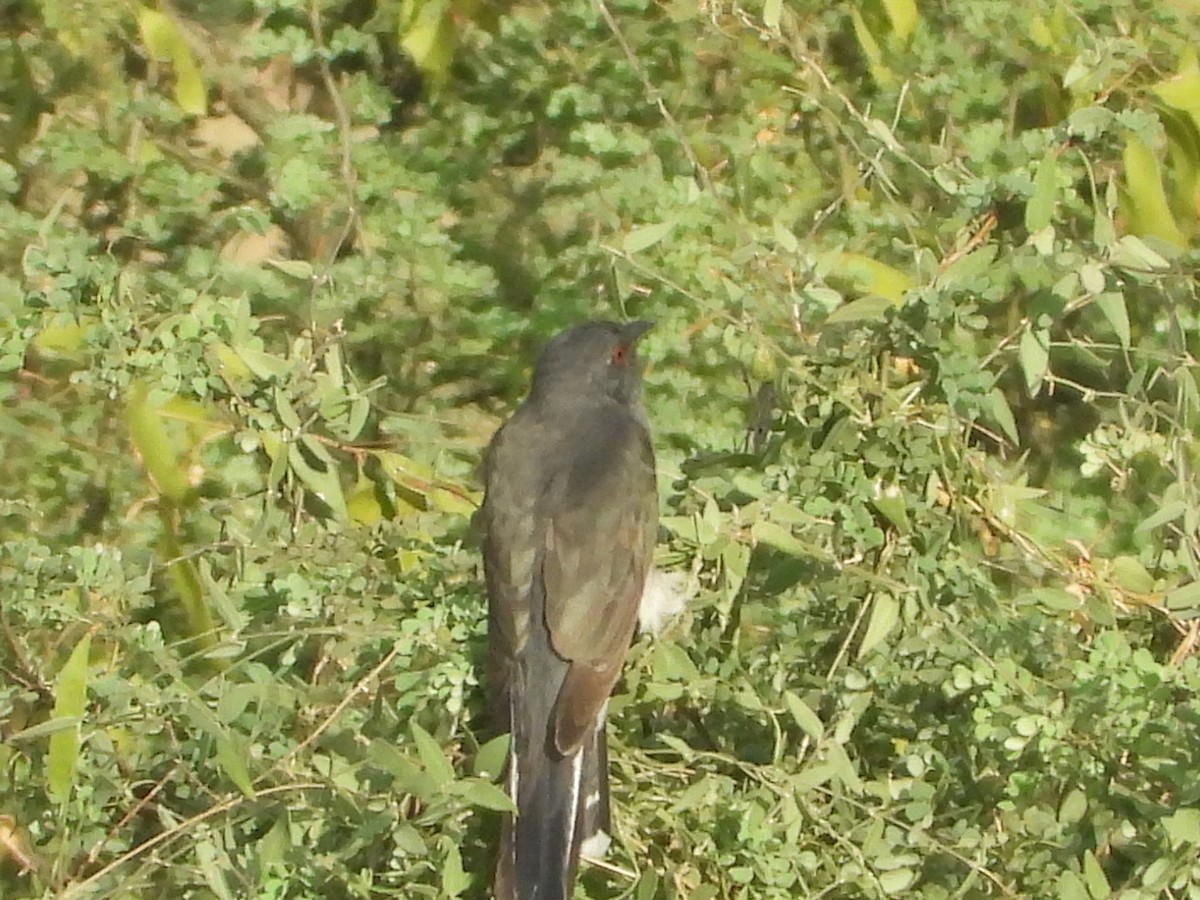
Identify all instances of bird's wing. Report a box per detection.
[542,415,657,755]
[479,417,541,730]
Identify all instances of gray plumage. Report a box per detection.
[480,321,657,900]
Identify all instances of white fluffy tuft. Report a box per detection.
[637,568,693,636]
[579,830,612,860]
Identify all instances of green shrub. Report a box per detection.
[2,0,1199,897]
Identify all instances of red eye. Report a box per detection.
[610,345,628,365]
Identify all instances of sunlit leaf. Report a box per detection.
[440,837,469,897]
[399,0,456,89]
[288,442,348,520]
[826,294,893,324]
[850,7,893,86]
[1165,582,1200,611]
[1121,134,1186,247]
[47,634,91,801]
[763,0,783,31]
[880,0,918,41]
[450,778,515,812]
[411,722,455,789]
[1152,71,1200,115]
[1025,149,1058,232]
[1082,851,1109,898]
[136,7,207,115]
[832,252,913,304]
[857,594,899,659]
[623,221,674,254]
[784,691,824,740]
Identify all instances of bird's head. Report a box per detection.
[529,320,653,407]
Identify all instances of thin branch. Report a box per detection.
[61,782,325,897]
[256,642,402,783]
[591,0,715,194]
[308,0,362,268]
[76,765,182,878]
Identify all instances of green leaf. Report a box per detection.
[346,396,370,441]
[1094,292,1130,349]
[347,476,384,526]
[832,252,913,304]
[825,743,863,793]
[126,382,191,504]
[215,683,257,723]
[274,388,303,432]
[195,838,235,900]
[1078,261,1105,294]
[751,519,808,557]
[1163,808,1200,846]
[1058,870,1089,900]
[791,763,835,796]
[857,594,899,659]
[232,343,290,381]
[267,258,314,280]
[763,0,783,31]
[48,633,91,801]
[1058,789,1087,824]
[1137,500,1185,533]
[1019,328,1050,396]
[635,871,660,900]
[651,641,702,682]
[784,691,824,740]
[880,0,918,41]
[136,7,207,115]
[1122,134,1186,247]
[849,7,893,86]
[411,722,456,789]
[440,836,469,897]
[1109,234,1170,270]
[368,740,436,800]
[452,778,515,812]
[938,246,998,287]
[1165,582,1200,611]
[399,0,456,89]
[871,484,910,533]
[623,221,674,254]
[879,868,917,895]
[473,734,510,781]
[1109,555,1154,594]
[1026,149,1058,232]
[288,442,348,520]
[1082,851,1109,899]
[987,387,1020,444]
[1152,70,1200,115]
[826,294,893,324]
[215,735,256,797]
[1023,587,1080,612]
[7,716,81,743]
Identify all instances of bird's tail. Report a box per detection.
[495,718,608,900]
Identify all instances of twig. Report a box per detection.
[308,0,362,268]
[591,0,715,194]
[77,765,182,876]
[60,783,325,897]
[256,642,401,783]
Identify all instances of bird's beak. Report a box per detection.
[621,320,654,344]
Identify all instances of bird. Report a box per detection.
[478,320,658,900]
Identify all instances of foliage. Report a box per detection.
[3,0,1200,897]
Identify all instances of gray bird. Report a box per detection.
[479,320,658,900]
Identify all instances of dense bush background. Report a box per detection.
[3,0,1200,897]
